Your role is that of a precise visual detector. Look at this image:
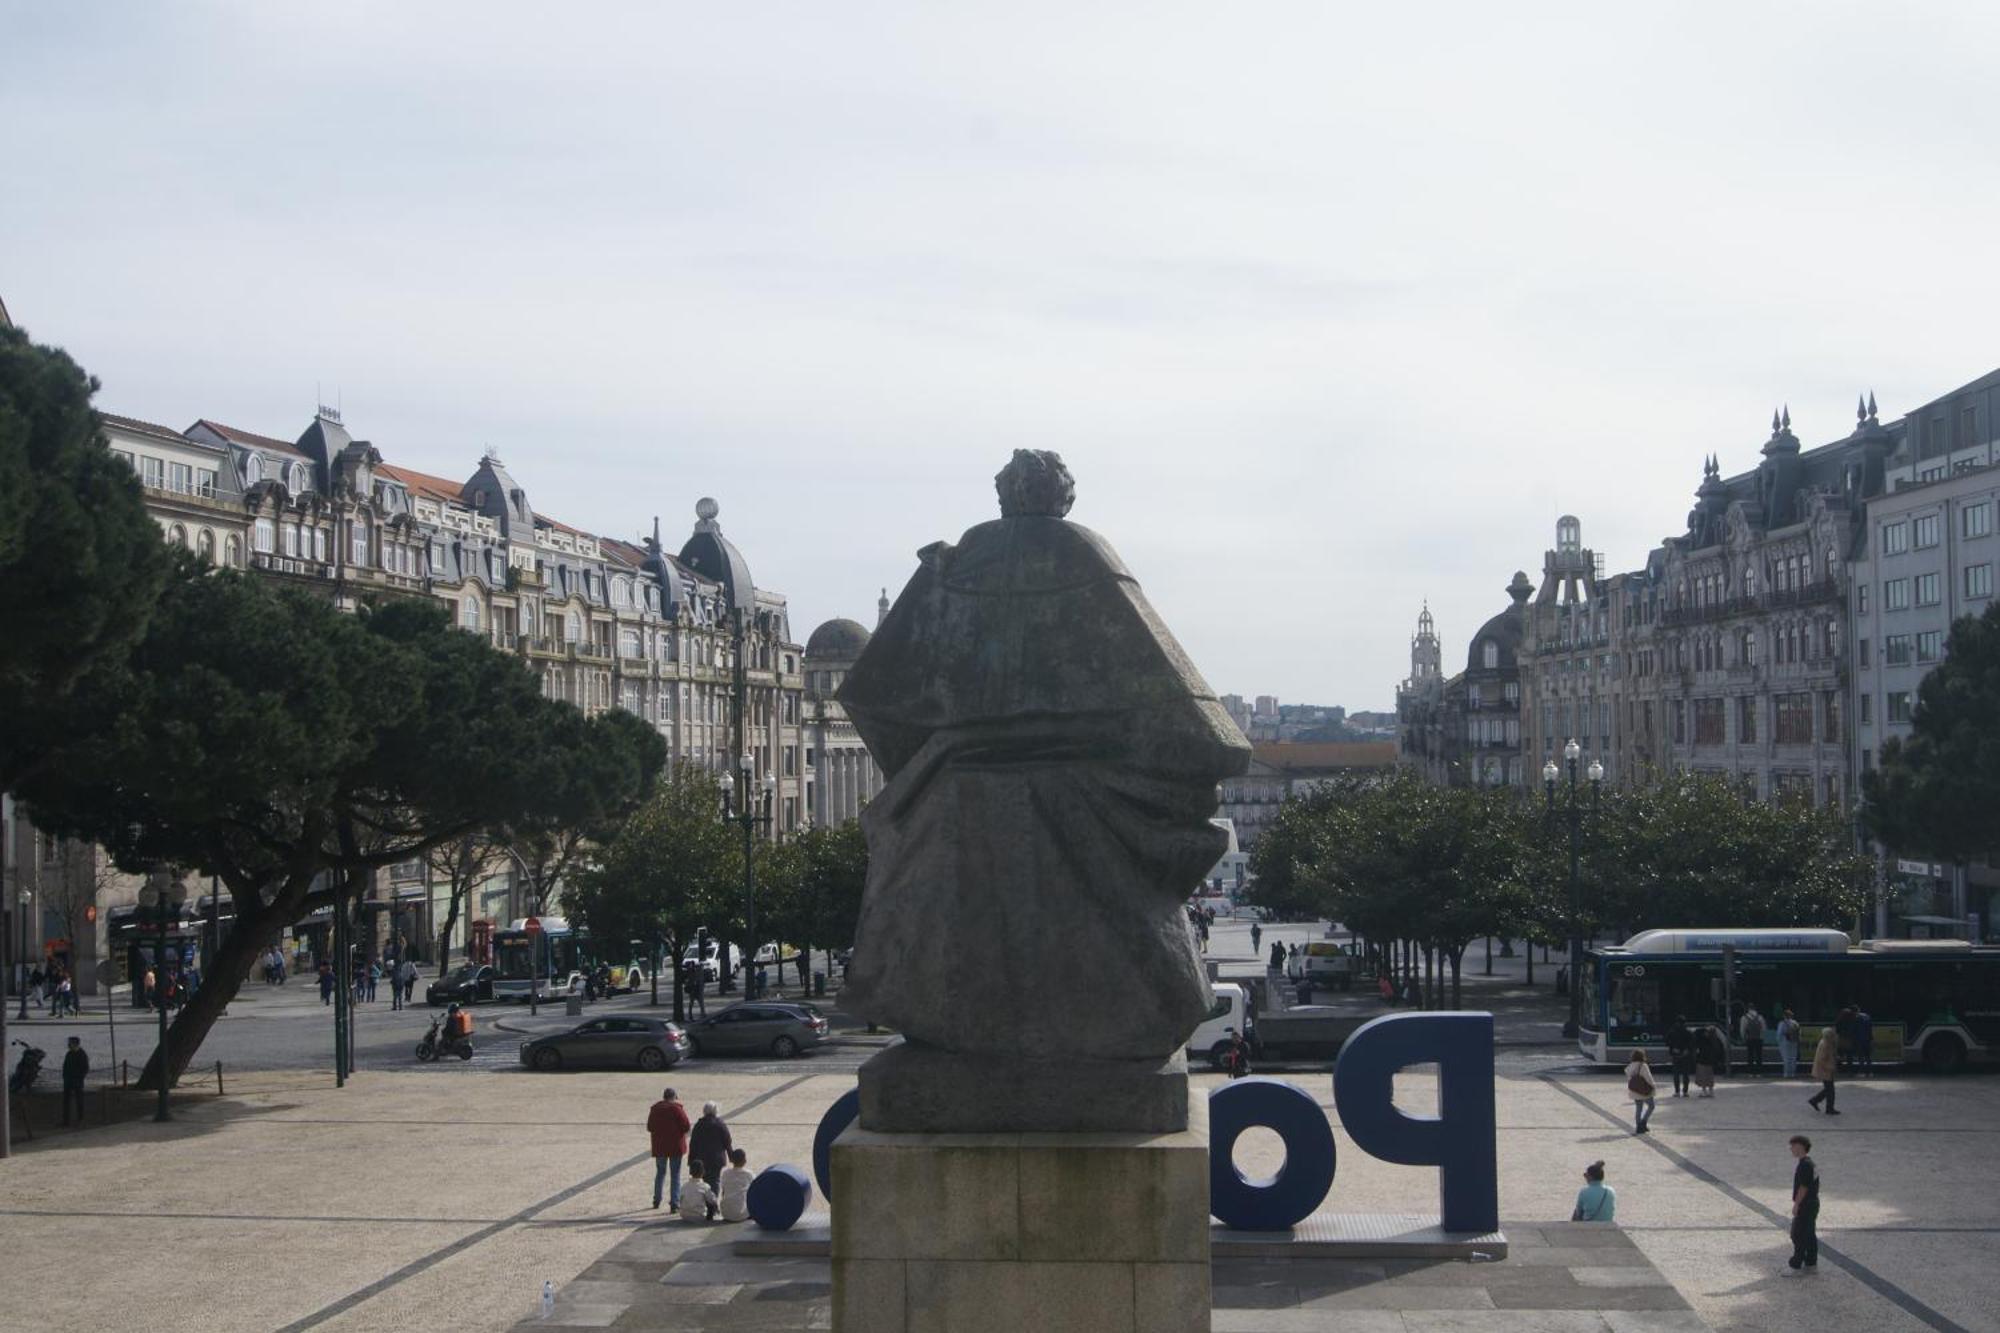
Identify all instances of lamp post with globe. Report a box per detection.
[1544,741,1604,1041]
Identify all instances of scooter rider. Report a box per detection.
[447,1002,474,1046]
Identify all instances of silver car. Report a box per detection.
[519,1016,690,1072]
[683,1001,830,1058]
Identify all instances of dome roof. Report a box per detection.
[805,617,871,662]
[1467,599,1526,674]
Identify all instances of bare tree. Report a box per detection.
[425,831,497,978]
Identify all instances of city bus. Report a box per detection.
[1579,928,2000,1073]
[490,918,649,1001]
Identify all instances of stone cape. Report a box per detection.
[836,506,1249,1133]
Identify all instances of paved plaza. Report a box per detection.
[5,1030,1995,1332]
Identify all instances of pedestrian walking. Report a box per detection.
[1834,1006,1858,1074]
[27,965,46,1011]
[401,958,418,1007]
[647,1087,692,1209]
[1806,1026,1841,1115]
[1250,921,1263,954]
[1571,1160,1616,1221]
[1786,1134,1820,1272]
[1777,1009,1802,1079]
[319,961,335,1005]
[1624,1049,1658,1134]
[364,960,379,1003]
[683,959,707,1017]
[1268,940,1285,973]
[1741,1005,1766,1075]
[61,1036,89,1127]
[689,1100,734,1191]
[1693,1024,1726,1097]
[57,974,77,1016]
[1666,1016,1695,1097]
[1855,1009,1874,1077]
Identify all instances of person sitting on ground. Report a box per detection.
[678,1159,719,1222]
[1571,1161,1616,1221]
[718,1148,754,1223]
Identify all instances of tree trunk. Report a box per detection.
[435,879,468,978]
[136,902,285,1091]
[1450,947,1464,1008]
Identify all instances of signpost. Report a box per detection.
[525,916,542,1017]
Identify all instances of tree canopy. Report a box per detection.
[566,761,739,1019]
[17,570,665,1084]
[1246,768,1873,1005]
[0,324,168,790]
[1865,600,2000,865]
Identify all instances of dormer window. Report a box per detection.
[289,462,308,493]
[244,454,264,484]
[1482,641,1499,669]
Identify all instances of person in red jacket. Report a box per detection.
[647,1087,692,1210]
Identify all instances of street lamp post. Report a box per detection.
[724,756,775,999]
[136,877,187,1122]
[1543,741,1603,1041]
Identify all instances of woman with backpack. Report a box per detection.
[1693,1024,1727,1097]
[1624,1049,1658,1134]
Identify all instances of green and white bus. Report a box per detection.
[1580,928,2000,1073]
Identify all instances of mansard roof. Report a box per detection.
[191,419,311,459]
[375,462,465,503]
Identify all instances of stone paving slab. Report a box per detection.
[518,1218,1703,1330]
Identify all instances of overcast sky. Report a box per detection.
[6,4,1997,708]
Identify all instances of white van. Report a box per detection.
[1187,982,1252,1069]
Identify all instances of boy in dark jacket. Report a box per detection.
[61,1037,89,1126]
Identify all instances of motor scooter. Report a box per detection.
[9,1038,47,1094]
[415,1015,474,1062]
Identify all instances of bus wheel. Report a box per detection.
[1923,1033,1966,1075]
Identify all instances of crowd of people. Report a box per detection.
[646,1088,756,1223]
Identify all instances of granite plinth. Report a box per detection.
[857,1041,1191,1133]
[830,1088,1211,1332]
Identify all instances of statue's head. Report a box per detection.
[995,449,1075,518]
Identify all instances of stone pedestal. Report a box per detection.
[831,1091,1210,1333]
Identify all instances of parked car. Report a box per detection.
[426,964,496,1006]
[683,1001,830,1058]
[519,1016,690,1072]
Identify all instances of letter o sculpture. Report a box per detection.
[812,1087,860,1203]
[746,1163,813,1231]
[1207,1077,1336,1230]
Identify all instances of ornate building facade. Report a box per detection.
[32,403,812,982]
[801,617,884,827]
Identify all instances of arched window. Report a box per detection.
[521,602,537,637]
[350,517,370,567]
[196,530,215,562]
[224,534,242,567]
[288,462,308,493]
[620,627,642,658]
[167,524,186,547]
[1482,640,1499,669]
[566,610,582,643]
[244,454,264,485]
[460,596,481,631]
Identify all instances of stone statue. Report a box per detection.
[838,450,1251,1132]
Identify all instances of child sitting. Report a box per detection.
[677,1159,719,1222]
[718,1148,754,1223]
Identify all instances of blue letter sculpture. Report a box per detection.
[1208,1078,1336,1230]
[1331,1012,1498,1233]
[812,1087,860,1203]
[747,1163,813,1231]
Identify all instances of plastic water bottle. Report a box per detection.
[541,1280,555,1317]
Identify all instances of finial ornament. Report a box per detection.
[1858,394,1868,423]
[1868,390,1878,419]
[1782,405,1791,430]
[1772,408,1781,434]
[695,496,720,523]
